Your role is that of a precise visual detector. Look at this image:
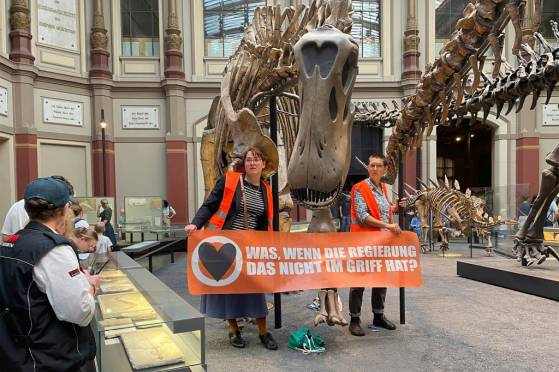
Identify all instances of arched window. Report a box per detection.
[121,0,160,57]
[351,0,381,58]
[204,0,266,57]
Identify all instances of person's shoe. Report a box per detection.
[373,314,397,330]
[259,332,278,350]
[349,318,365,336]
[228,331,247,348]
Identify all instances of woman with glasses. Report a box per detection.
[348,153,403,337]
[185,147,278,350]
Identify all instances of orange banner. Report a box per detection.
[187,230,422,294]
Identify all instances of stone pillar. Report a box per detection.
[164,0,185,79]
[516,95,539,202]
[9,0,34,64]
[404,150,417,191]
[516,137,539,199]
[402,0,420,80]
[90,0,112,78]
[521,0,536,49]
[12,68,37,197]
[91,85,116,197]
[165,83,188,223]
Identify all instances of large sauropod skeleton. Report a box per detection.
[201,0,355,326]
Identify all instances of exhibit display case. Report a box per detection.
[124,196,163,229]
[75,197,116,226]
[93,254,206,371]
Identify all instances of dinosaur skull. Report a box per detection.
[288,26,358,209]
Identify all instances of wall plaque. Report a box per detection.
[37,0,78,50]
[121,106,159,129]
[42,98,83,126]
[543,104,559,126]
[0,86,7,117]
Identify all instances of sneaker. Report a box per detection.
[259,332,278,350]
[349,320,365,336]
[228,331,247,348]
[372,315,397,330]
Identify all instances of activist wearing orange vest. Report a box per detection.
[184,147,279,351]
[350,154,402,234]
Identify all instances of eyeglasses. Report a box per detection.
[368,164,385,169]
[245,157,262,163]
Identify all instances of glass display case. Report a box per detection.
[124,196,163,229]
[75,197,116,226]
[93,253,206,371]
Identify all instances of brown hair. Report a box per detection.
[70,203,83,217]
[368,153,388,166]
[94,222,106,234]
[68,226,98,242]
[25,199,64,221]
[243,147,265,162]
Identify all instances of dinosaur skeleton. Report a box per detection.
[201,0,354,327]
[404,177,506,255]
[384,0,546,183]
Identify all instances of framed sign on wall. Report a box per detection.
[121,106,159,129]
[42,97,83,126]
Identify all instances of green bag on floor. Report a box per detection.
[288,327,325,354]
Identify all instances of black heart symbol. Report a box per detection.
[198,242,237,281]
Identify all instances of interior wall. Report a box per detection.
[0,135,15,222]
[114,142,167,213]
[38,141,90,197]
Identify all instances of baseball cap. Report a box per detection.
[24,177,71,208]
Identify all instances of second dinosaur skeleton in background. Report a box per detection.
[404,177,506,255]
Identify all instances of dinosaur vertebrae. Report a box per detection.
[384,0,530,183]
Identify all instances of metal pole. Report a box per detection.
[102,129,107,196]
[269,96,282,329]
[398,152,405,325]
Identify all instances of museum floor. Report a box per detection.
[147,244,557,372]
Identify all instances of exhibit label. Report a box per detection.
[187,230,422,294]
[37,0,78,50]
[543,103,559,126]
[42,97,82,126]
[122,106,159,129]
[0,86,7,116]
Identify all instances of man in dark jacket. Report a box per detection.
[0,177,99,371]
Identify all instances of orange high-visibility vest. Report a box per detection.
[350,179,393,232]
[207,172,273,231]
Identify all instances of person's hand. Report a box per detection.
[387,223,401,235]
[184,224,197,236]
[397,197,407,208]
[83,271,100,295]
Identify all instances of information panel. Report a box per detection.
[0,86,7,117]
[42,97,83,126]
[37,0,78,50]
[543,103,559,126]
[122,106,159,129]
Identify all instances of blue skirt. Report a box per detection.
[200,293,268,319]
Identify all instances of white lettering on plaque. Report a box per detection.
[543,104,559,126]
[0,86,7,117]
[122,107,159,129]
[37,0,78,50]
[42,98,83,126]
